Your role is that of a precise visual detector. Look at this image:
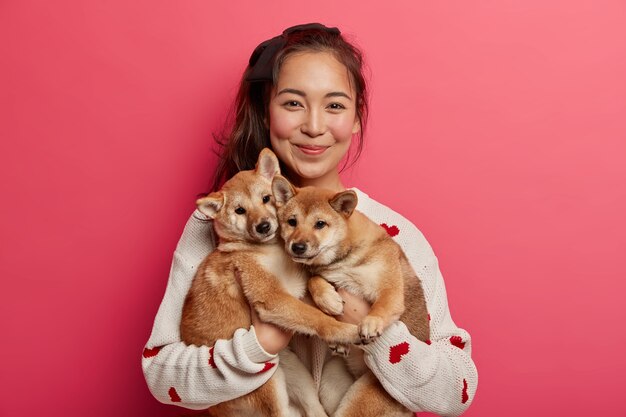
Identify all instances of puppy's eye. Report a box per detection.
[235,207,246,215]
[288,218,297,227]
[262,195,271,204]
[314,221,327,229]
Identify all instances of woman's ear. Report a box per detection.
[272,175,296,207]
[196,192,224,218]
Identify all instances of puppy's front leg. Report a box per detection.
[309,276,352,356]
[236,261,360,345]
[308,276,345,316]
[359,280,404,343]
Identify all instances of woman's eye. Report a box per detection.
[288,218,297,227]
[262,195,271,204]
[314,220,327,229]
[284,100,302,108]
[235,207,246,215]
[328,103,346,110]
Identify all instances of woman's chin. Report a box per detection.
[291,162,334,182]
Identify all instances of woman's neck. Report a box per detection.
[292,170,346,192]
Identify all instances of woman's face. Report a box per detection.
[268,51,360,190]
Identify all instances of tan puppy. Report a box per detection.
[272,175,430,417]
[180,149,361,417]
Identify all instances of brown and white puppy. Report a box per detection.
[272,175,430,417]
[180,149,361,417]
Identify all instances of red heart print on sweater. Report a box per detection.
[142,346,162,358]
[257,362,275,374]
[462,379,469,404]
[380,223,400,237]
[169,387,181,402]
[389,342,410,364]
[450,336,466,349]
[209,347,217,368]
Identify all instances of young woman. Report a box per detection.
[142,23,478,416]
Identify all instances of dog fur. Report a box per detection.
[272,176,430,417]
[180,149,362,417]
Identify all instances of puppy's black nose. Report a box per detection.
[256,222,271,235]
[291,242,307,255]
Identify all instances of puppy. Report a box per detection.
[272,175,430,417]
[180,149,361,417]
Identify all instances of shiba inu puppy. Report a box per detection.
[180,149,361,417]
[271,175,430,417]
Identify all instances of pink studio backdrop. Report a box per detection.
[1,1,625,416]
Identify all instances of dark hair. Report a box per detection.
[210,24,369,192]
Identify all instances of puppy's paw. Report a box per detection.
[358,315,384,344]
[328,343,350,357]
[313,288,345,316]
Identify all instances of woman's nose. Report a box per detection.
[301,108,325,137]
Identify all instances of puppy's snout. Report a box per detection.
[256,221,271,235]
[291,242,307,255]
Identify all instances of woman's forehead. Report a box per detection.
[275,51,355,98]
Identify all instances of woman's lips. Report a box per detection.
[296,145,329,155]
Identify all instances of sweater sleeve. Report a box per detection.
[360,219,478,416]
[141,210,279,410]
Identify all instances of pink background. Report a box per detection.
[1,0,625,416]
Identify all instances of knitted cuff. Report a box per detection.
[240,325,277,363]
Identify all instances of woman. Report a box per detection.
[142,23,477,417]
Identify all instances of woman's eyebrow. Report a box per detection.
[276,88,353,100]
[325,91,352,100]
[277,88,306,96]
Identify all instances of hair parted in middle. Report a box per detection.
[210,23,369,192]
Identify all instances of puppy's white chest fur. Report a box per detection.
[320,260,383,302]
[255,244,308,298]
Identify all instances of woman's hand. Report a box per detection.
[250,306,294,355]
[336,288,371,325]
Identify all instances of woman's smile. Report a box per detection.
[294,144,330,156]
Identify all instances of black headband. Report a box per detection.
[245,23,341,83]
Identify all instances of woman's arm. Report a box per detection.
[141,210,287,409]
[339,223,478,417]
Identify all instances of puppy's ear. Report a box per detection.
[196,192,224,219]
[329,190,358,218]
[272,175,296,207]
[255,148,281,180]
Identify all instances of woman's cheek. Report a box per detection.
[269,108,298,140]
[328,116,357,142]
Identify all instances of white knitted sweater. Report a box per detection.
[142,188,478,416]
